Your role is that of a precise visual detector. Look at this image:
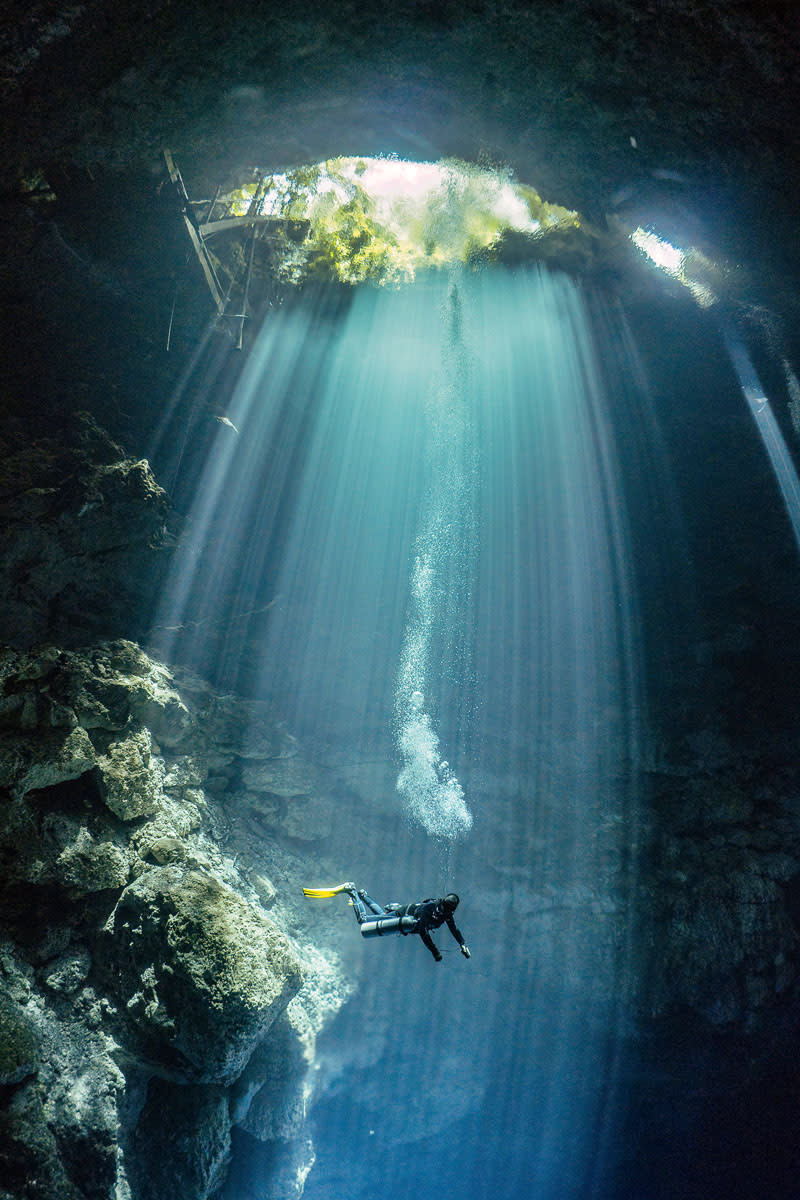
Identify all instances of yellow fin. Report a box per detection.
[302,883,352,899]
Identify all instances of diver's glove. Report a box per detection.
[461,944,471,959]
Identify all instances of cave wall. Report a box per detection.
[0,630,358,1199]
[2,307,800,1199]
[0,424,363,1198]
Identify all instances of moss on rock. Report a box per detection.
[105,865,304,1083]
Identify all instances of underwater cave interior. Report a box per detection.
[139,154,800,1199]
[3,7,800,1196]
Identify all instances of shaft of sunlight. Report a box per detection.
[468,268,643,1199]
[151,266,645,1200]
[725,330,800,554]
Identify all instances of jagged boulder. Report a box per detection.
[95,726,166,821]
[0,642,199,843]
[0,725,96,801]
[104,865,304,1083]
[0,774,133,901]
[0,640,189,738]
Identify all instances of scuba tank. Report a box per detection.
[359,913,418,938]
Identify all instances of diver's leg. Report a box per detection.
[358,891,387,917]
[347,887,370,924]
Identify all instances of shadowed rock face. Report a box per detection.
[129,1079,232,1200]
[1,0,800,430]
[1,1,799,217]
[0,414,171,649]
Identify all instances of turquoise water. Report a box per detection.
[152,265,656,1198]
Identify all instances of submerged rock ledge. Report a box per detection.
[0,639,352,1200]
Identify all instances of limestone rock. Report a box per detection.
[175,685,304,786]
[222,1134,316,1200]
[660,849,798,1026]
[142,835,190,865]
[0,415,170,648]
[0,943,127,1200]
[105,866,304,1083]
[187,691,295,764]
[163,755,206,795]
[0,636,349,1196]
[55,827,130,892]
[281,794,333,841]
[239,754,316,797]
[0,725,95,800]
[41,950,91,996]
[38,1014,126,1200]
[231,1014,307,1143]
[96,726,166,820]
[129,790,206,867]
[249,872,277,909]
[0,1082,80,1200]
[0,641,190,766]
[0,776,132,899]
[649,770,800,1028]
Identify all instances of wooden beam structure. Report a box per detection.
[164,149,227,315]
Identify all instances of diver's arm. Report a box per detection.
[446,915,471,958]
[419,929,442,962]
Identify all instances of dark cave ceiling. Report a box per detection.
[2,1,800,232]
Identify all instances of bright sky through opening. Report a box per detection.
[223,156,580,283]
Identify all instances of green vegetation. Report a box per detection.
[212,156,582,288]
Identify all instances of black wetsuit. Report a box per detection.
[350,889,468,961]
[396,897,467,961]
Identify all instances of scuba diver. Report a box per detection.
[303,883,470,963]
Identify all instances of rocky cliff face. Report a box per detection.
[0,622,353,1196]
[0,398,369,1200]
